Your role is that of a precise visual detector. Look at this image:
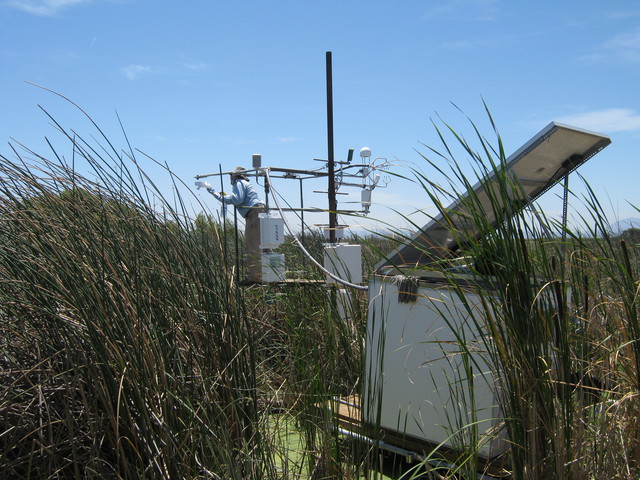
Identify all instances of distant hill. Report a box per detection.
[610,218,640,234]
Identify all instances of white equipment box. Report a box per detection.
[259,213,284,249]
[363,273,505,458]
[359,122,612,463]
[323,244,362,285]
[261,252,285,283]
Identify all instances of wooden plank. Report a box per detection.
[330,395,510,477]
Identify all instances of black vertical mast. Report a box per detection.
[326,51,337,243]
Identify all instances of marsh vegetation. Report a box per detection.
[1,109,639,479]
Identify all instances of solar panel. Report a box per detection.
[376,122,611,273]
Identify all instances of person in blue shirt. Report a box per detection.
[196,166,265,284]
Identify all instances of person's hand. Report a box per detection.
[194,181,212,190]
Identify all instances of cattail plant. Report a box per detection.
[0,113,274,478]
[0,102,370,479]
[5,98,639,480]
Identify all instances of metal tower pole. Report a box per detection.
[326,51,337,243]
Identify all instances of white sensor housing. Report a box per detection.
[259,213,284,249]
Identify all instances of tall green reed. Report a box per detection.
[15,96,640,479]
[0,118,274,478]
[0,103,371,479]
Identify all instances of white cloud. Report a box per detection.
[605,29,640,63]
[121,64,156,80]
[606,30,640,50]
[605,10,640,21]
[122,59,206,80]
[581,28,640,65]
[182,61,207,72]
[6,0,89,16]
[175,54,209,75]
[556,108,640,133]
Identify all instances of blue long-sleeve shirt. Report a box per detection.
[208,179,263,218]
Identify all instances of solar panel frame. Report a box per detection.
[376,122,612,273]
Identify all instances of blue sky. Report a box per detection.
[2,0,640,234]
